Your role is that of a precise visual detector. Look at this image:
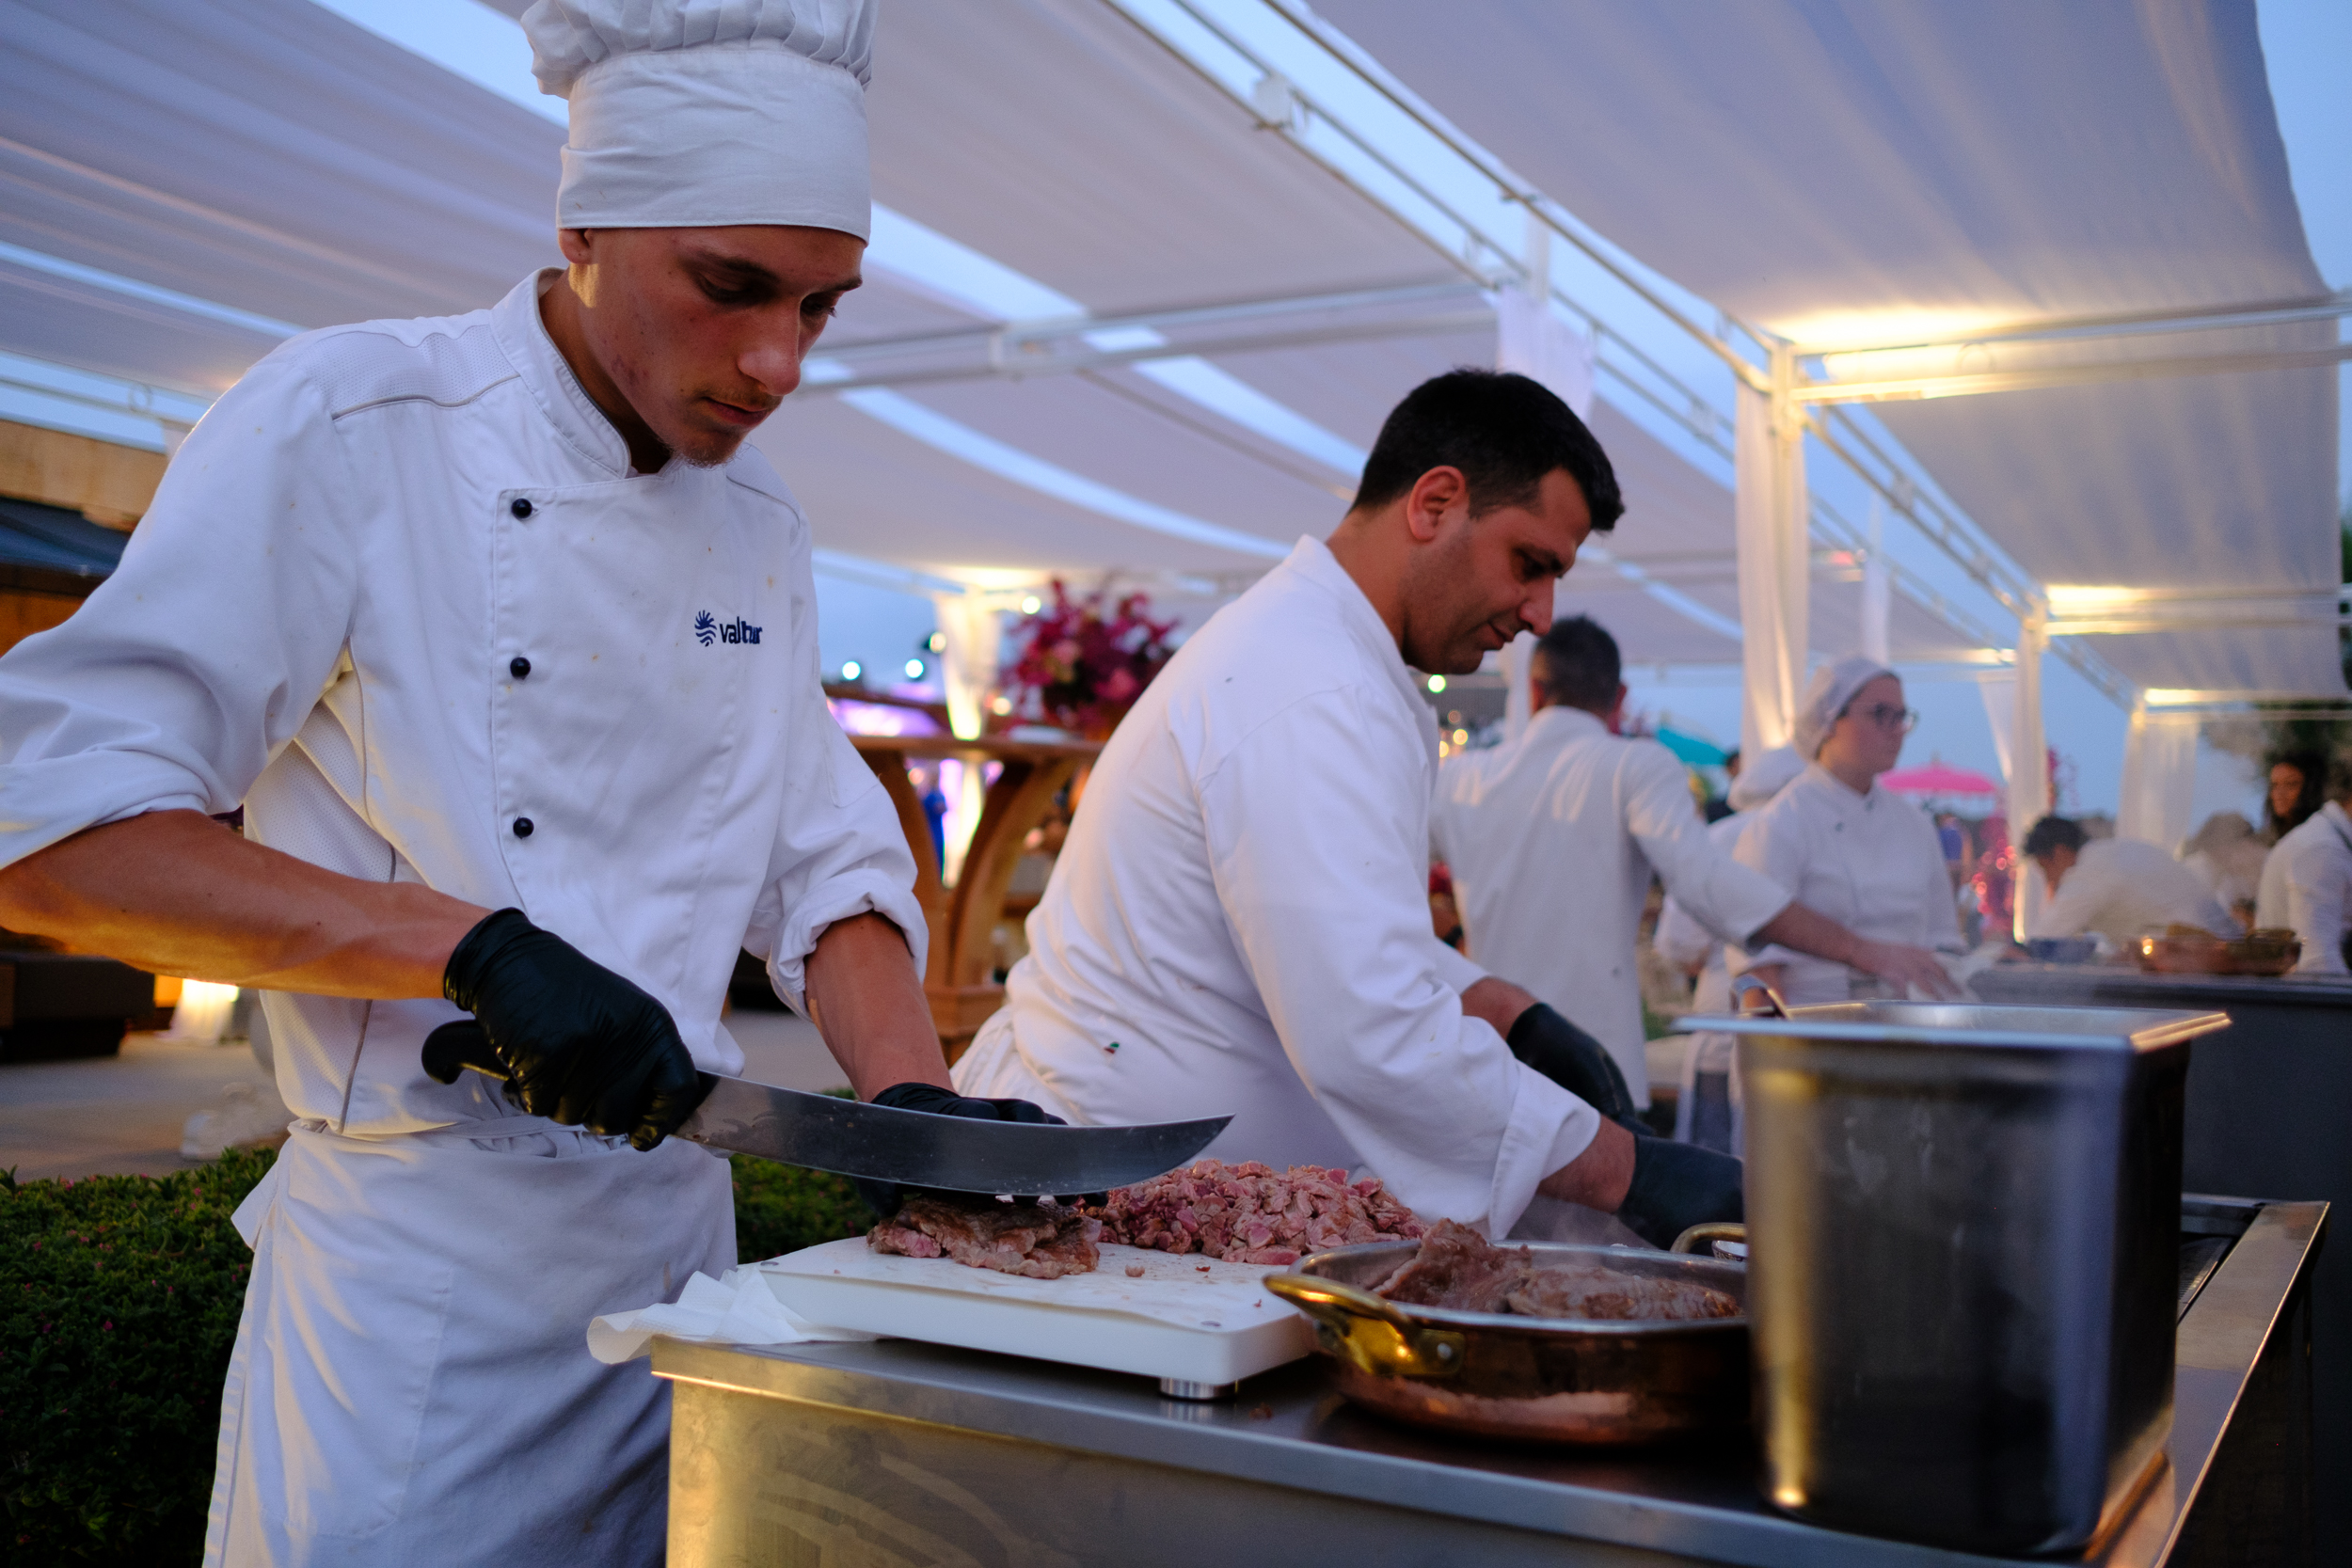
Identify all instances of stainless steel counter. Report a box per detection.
[654,1199,2321,1568]
[1974,964,2352,1556]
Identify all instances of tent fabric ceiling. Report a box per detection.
[1311,0,2343,698]
[0,0,2044,675]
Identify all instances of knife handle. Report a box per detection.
[421,1020,507,1085]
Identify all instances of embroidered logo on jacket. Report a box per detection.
[694,610,762,646]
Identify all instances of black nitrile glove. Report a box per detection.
[420,909,705,1152]
[1614,1134,1744,1250]
[1507,1003,1643,1131]
[852,1083,1065,1218]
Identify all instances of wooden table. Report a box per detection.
[849,732,1099,1060]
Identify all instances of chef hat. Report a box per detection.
[1727,745,1805,812]
[1792,654,1896,759]
[523,0,875,240]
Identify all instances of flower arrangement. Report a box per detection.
[1003,579,1180,737]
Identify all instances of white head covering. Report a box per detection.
[523,0,875,239]
[1793,655,1896,760]
[1728,745,1805,812]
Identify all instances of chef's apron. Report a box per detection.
[203,1117,734,1567]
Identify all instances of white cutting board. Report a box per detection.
[759,1238,1314,1387]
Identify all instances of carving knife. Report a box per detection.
[423,1031,1227,1196]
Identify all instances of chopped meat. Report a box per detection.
[1123,1263,1146,1278]
[868,1194,1102,1278]
[1090,1160,1423,1265]
[1374,1219,1740,1323]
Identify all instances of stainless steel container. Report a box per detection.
[1690,1002,2228,1555]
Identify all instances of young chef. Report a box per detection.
[1731,657,1967,1005]
[2254,754,2352,974]
[0,5,1049,1561]
[2019,815,2238,947]
[1432,614,1958,1105]
[955,370,1744,1248]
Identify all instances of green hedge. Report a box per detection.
[3,1150,873,1567]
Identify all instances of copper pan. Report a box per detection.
[1263,1230,1748,1445]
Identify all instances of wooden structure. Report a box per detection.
[850,732,1098,1060]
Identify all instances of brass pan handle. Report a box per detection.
[1264,1274,1466,1380]
[1728,974,1792,1018]
[1670,1222,1747,1257]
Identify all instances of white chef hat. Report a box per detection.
[522,0,875,240]
[1728,745,1805,812]
[1792,654,1896,760]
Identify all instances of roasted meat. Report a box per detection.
[1089,1160,1424,1266]
[1375,1219,1740,1322]
[867,1194,1103,1279]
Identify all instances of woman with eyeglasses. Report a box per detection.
[1728,656,1965,1006]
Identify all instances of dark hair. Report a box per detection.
[2266,751,2328,838]
[2021,816,2087,860]
[1530,615,1621,713]
[1352,369,1623,531]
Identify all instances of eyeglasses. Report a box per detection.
[1844,703,1918,734]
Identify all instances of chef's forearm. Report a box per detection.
[1535,1117,1634,1210]
[802,911,954,1098]
[1459,974,1538,1037]
[0,809,484,997]
[1750,900,1855,965]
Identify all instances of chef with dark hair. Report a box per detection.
[0,4,1051,1560]
[957,369,1746,1250]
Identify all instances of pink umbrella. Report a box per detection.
[1881,760,2001,797]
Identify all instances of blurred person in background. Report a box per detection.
[2255,754,2352,974]
[2019,815,2238,946]
[2181,811,2267,929]
[1431,618,1953,1108]
[1733,657,1966,1006]
[2265,752,2326,844]
[1654,745,1805,1154]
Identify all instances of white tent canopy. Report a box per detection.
[1,0,1999,676]
[1311,0,2344,701]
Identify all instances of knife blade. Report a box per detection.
[675,1073,1229,1196]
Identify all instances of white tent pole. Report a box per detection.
[2009,605,2050,942]
[1734,341,1809,756]
[1860,494,1891,667]
[930,592,1002,886]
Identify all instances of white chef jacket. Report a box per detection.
[2026,836,2238,945]
[1730,764,1963,1006]
[2254,801,2352,974]
[1429,705,1789,1106]
[0,272,922,1564]
[954,537,1597,1239]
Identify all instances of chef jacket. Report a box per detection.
[2026,835,2238,945]
[2255,801,2352,974]
[0,270,922,1135]
[1429,705,1789,1106]
[954,537,1597,1238]
[1730,764,1963,1006]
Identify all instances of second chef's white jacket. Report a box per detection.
[2255,801,2352,974]
[1429,705,1790,1106]
[2026,835,2238,945]
[1730,764,1964,1006]
[955,537,1599,1239]
[0,271,922,1565]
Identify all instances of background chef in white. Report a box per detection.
[0,4,1051,1562]
[1731,657,1967,1006]
[956,370,1745,1249]
[1432,615,1958,1111]
[2254,754,2352,974]
[2019,815,2238,947]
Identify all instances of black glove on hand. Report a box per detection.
[420,908,705,1152]
[852,1083,1065,1218]
[1615,1135,1744,1250]
[1507,1003,1643,1131]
